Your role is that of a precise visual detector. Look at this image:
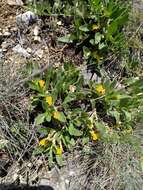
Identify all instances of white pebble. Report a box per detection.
[33,25,40,36]
[34,35,41,42]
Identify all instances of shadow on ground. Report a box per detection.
[0,184,54,190]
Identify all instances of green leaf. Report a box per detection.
[122,110,132,122]
[79,25,89,32]
[99,43,106,49]
[94,32,102,44]
[54,112,66,122]
[83,46,91,58]
[58,34,72,43]
[89,39,95,45]
[68,123,83,137]
[70,138,75,146]
[59,112,66,122]
[35,113,45,125]
[28,81,39,91]
[63,93,77,105]
[45,112,52,122]
[37,127,49,136]
[108,110,120,123]
[56,155,64,166]
[82,137,89,145]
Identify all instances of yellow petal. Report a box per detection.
[53,111,60,120]
[92,24,100,30]
[38,80,45,88]
[45,96,53,106]
[96,84,105,95]
[56,146,63,155]
[90,130,100,141]
[39,138,48,146]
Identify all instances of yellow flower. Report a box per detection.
[53,111,60,120]
[92,24,100,30]
[45,96,53,106]
[96,84,105,95]
[39,138,48,146]
[38,80,45,88]
[56,145,63,155]
[90,130,100,141]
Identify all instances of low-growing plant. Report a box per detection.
[28,63,143,166]
[58,0,130,76]
[29,0,130,77]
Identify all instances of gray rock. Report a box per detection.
[12,44,31,58]
[16,11,38,29]
[81,65,101,84]
[7,0,23,6]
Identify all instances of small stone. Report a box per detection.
[26,47,32,53]
[27,163,32,168]
[33,25,40,36]
[34,35,41,42]
[13,173,19,181]
[2,49,7,52]
[13,44,30,58]
[0,32,2,36]
[16,11,38,29]
[3,31,11,36]
[7,0,23,6]
[1,42,10,49]
[57,21,62,26]
[69,170,75,176]
[65,179,69,185]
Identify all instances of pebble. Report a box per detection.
[57,21,62,26]
[3,31,11,36]
[65,179,70,185]
[27,162,32,168]
[16,11,38,29]
[69,170,75,176]
[12,44,30,58]
[1,42,10,50]
[34,35,41,43]
[33,25,40,36]
[13,173,19,181]
[26,47,32,53]
[7,0,23,6]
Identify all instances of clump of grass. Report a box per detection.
[72,138,143,190]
